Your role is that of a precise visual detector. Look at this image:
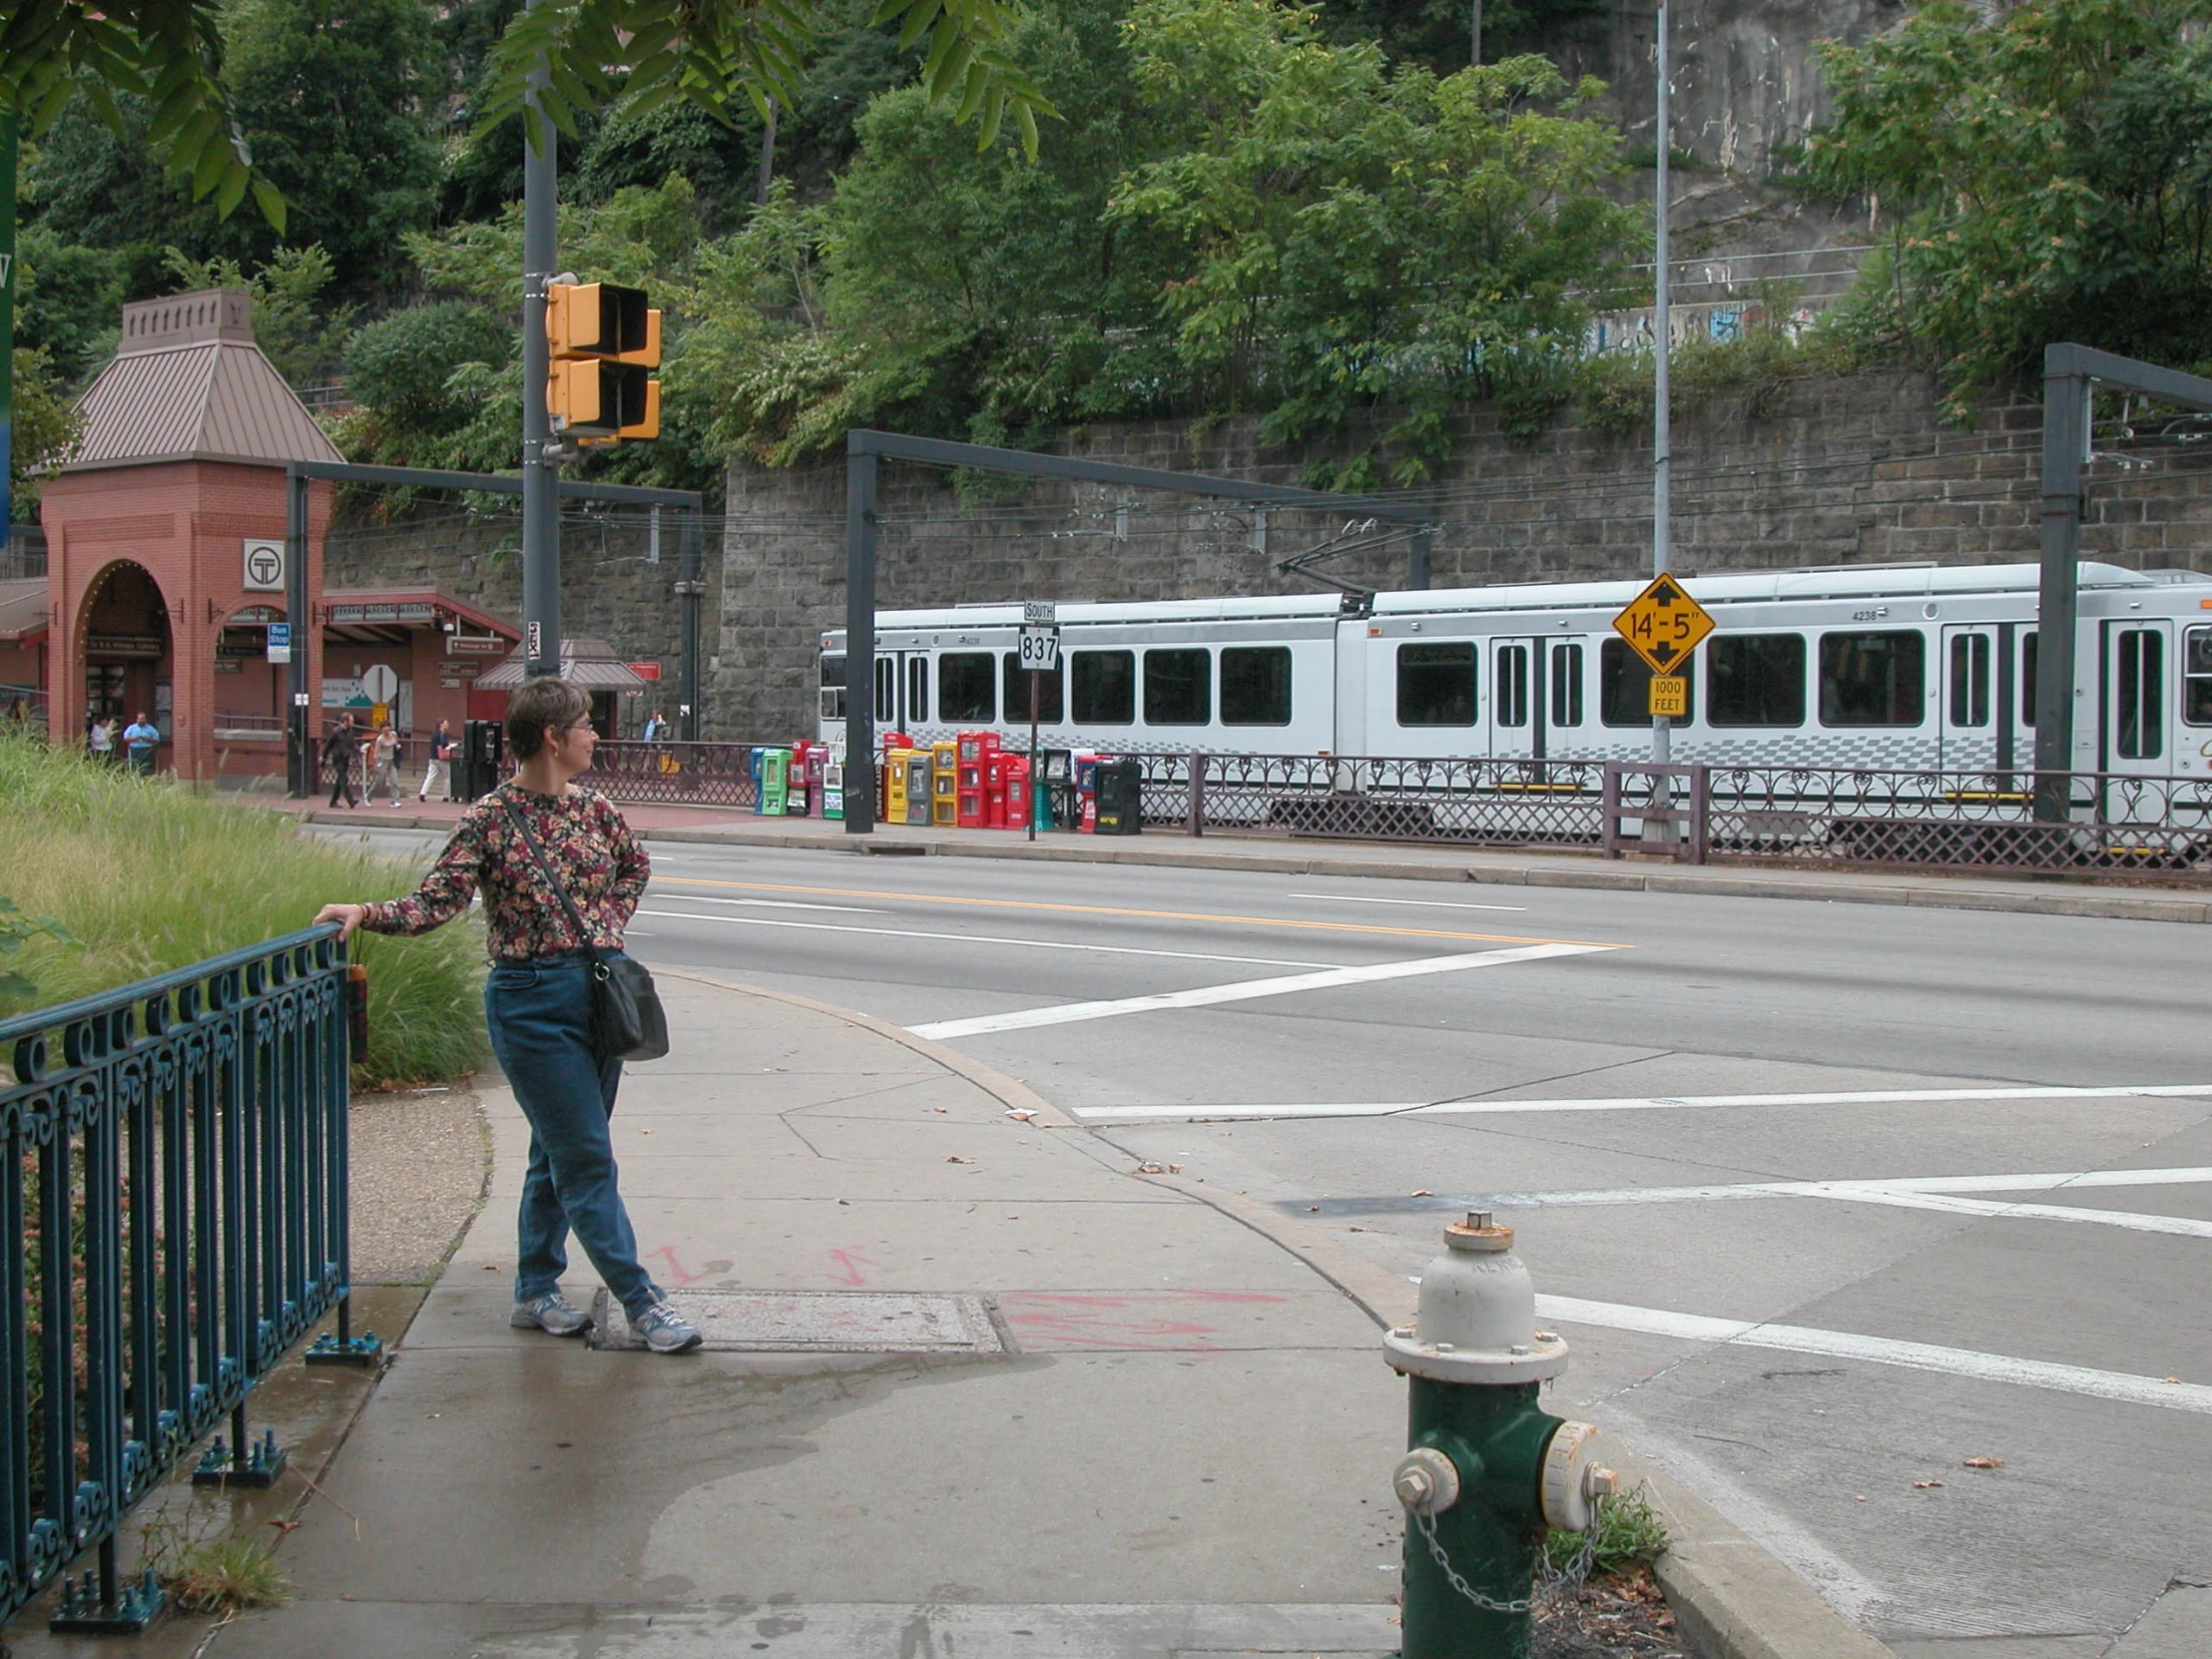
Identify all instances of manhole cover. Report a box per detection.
[589,1289,1012,1355]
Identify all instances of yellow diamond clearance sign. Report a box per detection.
[1612,573,1714,676]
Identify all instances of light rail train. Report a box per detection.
[821,562,2212,781]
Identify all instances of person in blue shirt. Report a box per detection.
[122,713,161,777]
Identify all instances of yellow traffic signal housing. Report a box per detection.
[619,377,661,441]
[546,280,660,440]
[546,281,650,358]
[616,306,661,370]
[549,358,653,437]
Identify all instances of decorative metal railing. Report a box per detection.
[577,741,762,810]
[544,739,2212,882]
[1132,752,2212,879]
[0,925,370,1635]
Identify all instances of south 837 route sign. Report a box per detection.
[1612,574,1714,675]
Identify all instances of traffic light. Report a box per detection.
[545,281,661,440]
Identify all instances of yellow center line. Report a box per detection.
[652,875,1633,951]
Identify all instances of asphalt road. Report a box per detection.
[320,825,2212,1657]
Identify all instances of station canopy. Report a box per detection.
[475,635,647,691]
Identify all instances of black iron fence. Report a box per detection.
[578,741,762,810]
[1113,752,2212,880]
[544,739,2212,882]
[0,925,369,1635]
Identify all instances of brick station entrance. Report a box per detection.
[41,288,340,784]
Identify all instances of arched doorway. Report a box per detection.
[77,561,174,762]
[214,602,286,779]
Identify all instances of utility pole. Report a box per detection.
[1469,0,1481,65]
[1,110,17,555]
[1651,0,1672,768]
[520,2,561,680]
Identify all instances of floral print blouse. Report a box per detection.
[359,782,649,961]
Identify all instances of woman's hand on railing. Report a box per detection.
[313,903,369,940]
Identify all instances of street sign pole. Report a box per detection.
[1027,670,1040,842]
[519,0,561,681]
[1022,601,1055,843]
[1651,0,1672,768]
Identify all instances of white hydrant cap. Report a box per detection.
[1383,1211,1569,1383]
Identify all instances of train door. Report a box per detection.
[1938,625,1998,772]
[870,652,930,735]
[1487,637,1544,760]
[2100,619,2173,781]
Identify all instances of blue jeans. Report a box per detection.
[484,953,664,1320]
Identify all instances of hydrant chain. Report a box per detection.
[1409,1506,1602,1618]
[1411,1508,1535,1614]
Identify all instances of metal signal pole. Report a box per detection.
[1651,0,1672,767]
[520,3,561,680]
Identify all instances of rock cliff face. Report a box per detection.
[1562,0,1910,181]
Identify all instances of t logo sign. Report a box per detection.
[243,539,286,591]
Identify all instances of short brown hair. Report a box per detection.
[506,678,591,760]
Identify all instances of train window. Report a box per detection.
[1144,649,1212,725]
[1549,643,1583,728]
[1707,634,1806,727]
[906,658,929,725]
[2186,627,2212,725]
[1003,652,1065,724]
[874,657,894,723]
[1947,634,1989,728]
[938,652,995,722]
[820,654,846,722]
[1599,639,1694,727]
[1396,641,1476,727]
[1071,650,1136,724]
[1819,631,1925,727]
[1221,646,1293,726]
[2114,629,2163,759]
[2021,632,2037,730]
[1494,645,1529,729]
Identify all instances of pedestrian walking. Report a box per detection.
[323,713,361,808]
[89,714,117,765]
[312,678,700,1355]
[642,709,669,742]
[122,712,161,776]
[420,718,455,802]
[366,722,403,807]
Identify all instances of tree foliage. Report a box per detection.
[694,0,1637,477]
[1807,0,2212,403]
[475,0,1055,164]
[0,0,284,229]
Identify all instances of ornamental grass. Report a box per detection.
[0,734,486,1089]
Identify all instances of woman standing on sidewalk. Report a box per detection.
[313,677,701,1355]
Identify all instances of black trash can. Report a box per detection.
[1093,759,1144,835]
[460,719,505,803]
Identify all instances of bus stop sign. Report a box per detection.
[1612,574,1714,675]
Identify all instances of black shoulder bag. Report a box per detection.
[500,797,670,1062]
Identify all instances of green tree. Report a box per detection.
[6,349,85,516]
[475,0,1055,166]
[1109,0,1637,477]
[1807,0,2212,404]
[205,0,444,296]
[0,1,285,229]
[159,246,354,385]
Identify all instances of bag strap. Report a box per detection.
[499,793,603,961]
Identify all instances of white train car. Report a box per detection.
[820,561,2212,781]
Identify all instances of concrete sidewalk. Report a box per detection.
[203,974,1412,1658]
[274,796,2212,926]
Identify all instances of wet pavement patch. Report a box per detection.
[588,1289,1014,1355]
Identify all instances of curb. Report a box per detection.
[641,824,2211,926]
[1129,1171,1900,1659]
[287,808,2212,925]
[644,973,1899,1659]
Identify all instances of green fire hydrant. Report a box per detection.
[1384,1211,1614,1659]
